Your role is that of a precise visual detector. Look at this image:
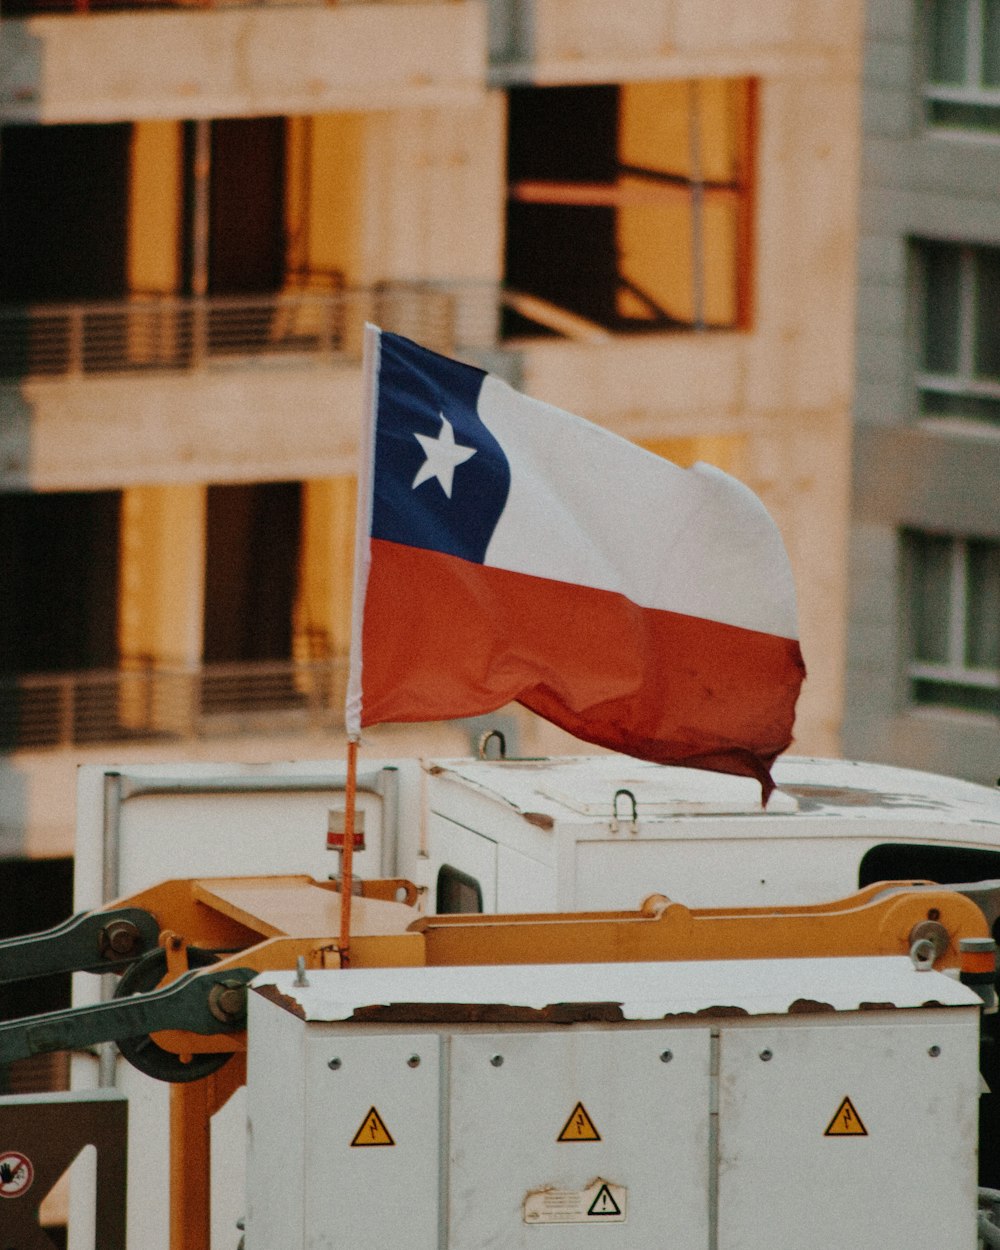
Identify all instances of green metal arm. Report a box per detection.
[0,907,162,983]
[0,964,255,1066]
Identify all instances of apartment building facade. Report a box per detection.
[844,0,1000,783]
[0,5,863,855]
[0,2,866,1240]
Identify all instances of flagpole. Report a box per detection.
[338,736,359,967]
[340,324,379,969]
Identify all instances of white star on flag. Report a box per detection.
[412,412,477,498]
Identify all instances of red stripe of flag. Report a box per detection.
[360,538,805,793]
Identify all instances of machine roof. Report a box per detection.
[252,956,980,1023]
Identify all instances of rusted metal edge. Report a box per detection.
[252,981,307,1020]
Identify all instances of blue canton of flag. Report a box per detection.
[372,332,511,564]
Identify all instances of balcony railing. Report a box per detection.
[0,282,504,382]
[0,658,352,751]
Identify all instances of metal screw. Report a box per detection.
[490,1054,504,1067]
[407,1054,421,1068]
[328,1058,342,1071]
[98,919,141,959]
[660,1050,673,1063]
[759,1048,773,1062]
[929,1045,941,1057]
[207,980,247,1024]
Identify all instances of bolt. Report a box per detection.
[759,1049,773,1062]
[328,1058,342,1071]
[929,1045,941,1057]
[490,1054,504,1067]
[207,980,247,1024]
[660,1050,673,1063]
[98,920,141,960]
[407,1054,421,1068]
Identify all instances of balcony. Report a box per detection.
[0,657,351,750]
[0,280,609,491]
[0,283,496,380]
[0,280,610,383]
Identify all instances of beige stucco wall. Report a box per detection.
[0,3,488,123]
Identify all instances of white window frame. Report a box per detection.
[915,242,1000,422]
[922,0,1000,130]
[908,533,1000,708]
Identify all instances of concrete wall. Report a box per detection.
[0,3,488,122]
[843,0,1000,784]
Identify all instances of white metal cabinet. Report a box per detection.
[246,959,982,1250]
[247,1028,442,1250]
[716,1016,980,1250]
[448,1029,711,1250]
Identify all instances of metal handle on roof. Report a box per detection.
[611,788,638,835]
[478,730,507,760]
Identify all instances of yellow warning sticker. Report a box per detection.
[824,1096,868,1137]
[351,1107,395,1147]
[557,1102,601,1142]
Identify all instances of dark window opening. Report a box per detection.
[436,864,483,915]
[0,123,129,304]
[859,842,1000,890]
[504,79,754,338]
[182,117,287,300]
[0,492,121,675]
[201,482,303,716]
[203,482,301,665]
[0,123,130,378]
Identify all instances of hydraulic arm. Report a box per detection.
[0,874,995,1080]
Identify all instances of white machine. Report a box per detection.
[65,751,1000,1250]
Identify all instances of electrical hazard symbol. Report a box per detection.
[558,1102,601,1142]
[824,1096,868,1137]
[350,1107,395,1147]
[587,1184,622,1217]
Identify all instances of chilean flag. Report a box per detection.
[346,326,805,796]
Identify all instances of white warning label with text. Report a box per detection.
[523,1178,627,1224]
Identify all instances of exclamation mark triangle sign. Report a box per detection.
[558,1101,601,1142]
[587,1184,622,1217]
[351,1106,395,1147]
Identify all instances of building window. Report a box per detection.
[907,531,1000,714]
[504,79,755,338]
[914,240,1000,424]
[923,0,1000,132]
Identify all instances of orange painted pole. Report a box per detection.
[338,737,359,966]
[169,1058,247,1250]
[170,1080,210,1250]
